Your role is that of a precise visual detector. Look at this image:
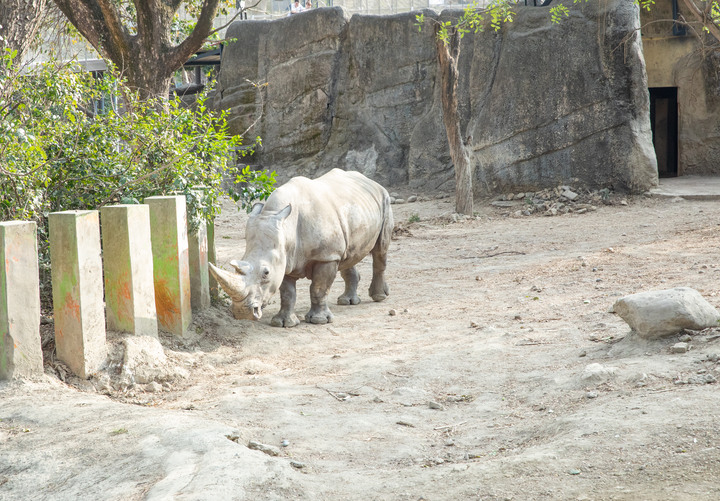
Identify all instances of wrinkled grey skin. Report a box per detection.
[209,169,393,327]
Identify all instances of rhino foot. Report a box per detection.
[337,294,361,306]
[270,312,300,328]
[369,282,390,302]
[305,308,334,324]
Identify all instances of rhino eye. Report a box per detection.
[261,267,270,281]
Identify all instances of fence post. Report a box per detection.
[49,211,107,378]
[188,219,211,311]
[100,204,158,337]
[0,221,44,379]
[144,196,192,336]
[207,219,219,302]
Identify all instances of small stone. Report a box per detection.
[445,439,455,446]
[679,334,692,342]
[389,197,397,204]
[568,469,581,475]
[428,401,445,410]
[290,460,306,469]
[514,192,526,200]
[671,342,690,354]
[145,381,163,393]
[395,199,406,204]
[390,192,400,198]
[281,439,290,447]
[248,440,280,457]
[579,350,587,357]
[491,201,516,208]
[586,391,598,399]
[562,190,579,201]
[407,195,418,203]
[389,309,397,316]
[470,321,480,328]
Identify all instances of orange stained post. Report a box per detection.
[189,218,211,311]
[100,204,158,337]
[144,196,192,337]
[49,211,107,379]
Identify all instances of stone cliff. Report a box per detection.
[212,1,658,194]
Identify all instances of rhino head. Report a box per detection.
[209,204,292,321]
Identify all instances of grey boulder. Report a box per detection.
[613,287,720,339]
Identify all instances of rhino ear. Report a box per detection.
[250,203,264,217]
[230,260,253,275]
[275,204,292,222]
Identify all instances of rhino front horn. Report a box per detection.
[208,262,248,301]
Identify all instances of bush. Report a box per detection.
[0,49,275,248]
[1,50,275,310]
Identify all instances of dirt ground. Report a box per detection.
[3,189,720,500]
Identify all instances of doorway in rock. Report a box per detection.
[649,87,679,178]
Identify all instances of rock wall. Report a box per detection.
[213,1,658,194]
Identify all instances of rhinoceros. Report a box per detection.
[209,168,393,327]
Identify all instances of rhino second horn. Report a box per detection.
[208,263,248,301]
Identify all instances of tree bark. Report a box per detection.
[51,0,221,100]
[0,0,47,61]
[435,26,474,216]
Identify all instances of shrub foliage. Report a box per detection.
[0,49,275,253]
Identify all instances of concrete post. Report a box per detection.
[0,221,43,379]
[49,211,107,379]
[100,205,158,337]
[144,196,192,336]
[188,220,211,311]
[207,220,219,302]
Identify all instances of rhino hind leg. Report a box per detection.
[305,261,337,324]
[338,267,361,305]
[368,221,391,303]
[271,276,301,328]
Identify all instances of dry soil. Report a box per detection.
[2,191,720,501]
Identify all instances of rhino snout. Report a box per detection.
[230,299,263,321]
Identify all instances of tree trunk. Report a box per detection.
[435,27,474,216]
[680,0,720,43]
[0,0,47,61]
[51,0,221,101]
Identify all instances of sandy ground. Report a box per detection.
[3,190,720,500]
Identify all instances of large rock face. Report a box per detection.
[213,1,657,194]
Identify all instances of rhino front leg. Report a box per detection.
[306,261,338,324]
[271,276,301,328]
[337,266,361,305]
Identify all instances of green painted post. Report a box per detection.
[0,221,43,379]
[100,205,158,337]
[49,211,107,379]
[144,196,192,336]
[207,219,219,302]
[188,219,211,311]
